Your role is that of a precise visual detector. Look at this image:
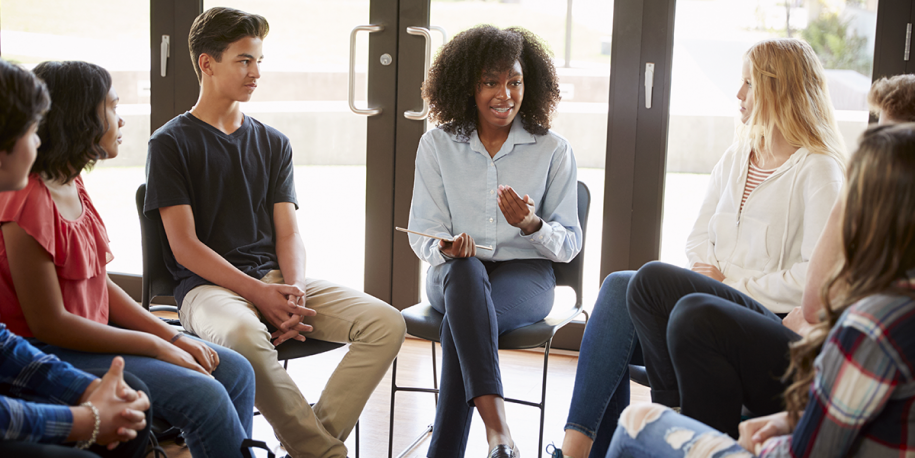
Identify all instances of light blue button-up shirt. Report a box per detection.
[408,118,581,267]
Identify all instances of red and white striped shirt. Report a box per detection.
[741,160,776,212]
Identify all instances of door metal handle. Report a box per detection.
[644,62,655,109]
[160,35,170,77]
[905,23,912,61]
[349,24,384,116]
[404,26,432,121]
[430,25,448,44]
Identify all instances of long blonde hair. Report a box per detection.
[783,123,915,426]
[739,38,846,167]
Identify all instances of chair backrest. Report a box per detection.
[551,181,591,311]
[135,184,178,309]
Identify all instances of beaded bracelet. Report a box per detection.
[76,401,100,450]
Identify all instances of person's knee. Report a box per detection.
[349,298,406,355]
[441,257,486,283]
[618,403,668,438]
[668,296,724,344]
[373,302,407,345]
[629,261,676,292]
[218,322,272,361]
[627,261,672,314]
[190,375,237,418]
[601,270,633,295]
[218,347,256,390]
[588,272,635,331]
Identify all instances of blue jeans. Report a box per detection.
[606,405,751,458]
[426,258,556,458]
[565,271,643,458]
[30,337,255,458]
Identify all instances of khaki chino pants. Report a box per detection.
[180,270,406,458]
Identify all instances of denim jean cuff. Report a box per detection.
[650,389,680,408]
[563,423,597,440]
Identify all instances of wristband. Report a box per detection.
[76,401,100,450]
[169,333,184,344]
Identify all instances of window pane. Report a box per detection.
[1,0,150,275]
[204,0,371,289]
[661,0,877,267]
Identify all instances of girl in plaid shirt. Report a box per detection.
[605,123,915,457]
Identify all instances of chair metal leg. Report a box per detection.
[389,357,398,458]
[397,424,433,458]
[355,420,360,458]
[431,341,439,406]
[538,338,552,458]
[389,344,439,458]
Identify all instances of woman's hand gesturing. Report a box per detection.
[497,185,542,235]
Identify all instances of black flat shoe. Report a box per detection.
[488,443,520,458]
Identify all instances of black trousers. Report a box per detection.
[0,370,152,458]
[627,261,800,437]
[425,258,555,458]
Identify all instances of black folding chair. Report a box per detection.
[135,184,359,456]
[388,181,591,458]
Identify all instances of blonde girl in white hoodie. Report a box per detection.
[552,38,845,458]
[624,38,846,439]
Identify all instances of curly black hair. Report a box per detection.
[0,59,50,153]
[32,61,112,183]
[422,25,560,138]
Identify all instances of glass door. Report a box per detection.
[0,0,151,275]
[202,0,381,290]
[658,0,879,267]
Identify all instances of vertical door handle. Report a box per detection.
[644,62,655,109]
[160,35,170,77]
[905,23,912,61]
[349,25,384,116]
[404,26,432,120]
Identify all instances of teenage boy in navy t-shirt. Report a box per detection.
[144,8,405,458]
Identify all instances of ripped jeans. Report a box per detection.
[606,404,754,458]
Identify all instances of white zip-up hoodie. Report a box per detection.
[686,143,844,313]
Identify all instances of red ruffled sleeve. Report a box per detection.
[0,175,111,337]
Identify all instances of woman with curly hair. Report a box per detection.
[406,25,581,458]
[606,123,915,458]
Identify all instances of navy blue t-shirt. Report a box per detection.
[144,112,297,307]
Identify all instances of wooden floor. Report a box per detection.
[161,337,651,458]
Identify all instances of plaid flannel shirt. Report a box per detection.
[0,324,96,443]
[762,282,915,457]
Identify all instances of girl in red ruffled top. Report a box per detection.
[0,60,256,458]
